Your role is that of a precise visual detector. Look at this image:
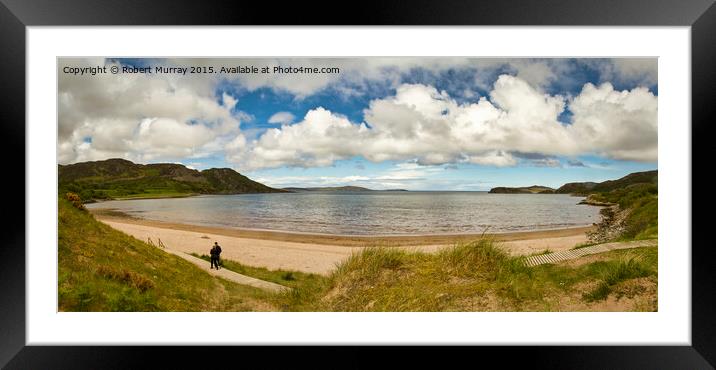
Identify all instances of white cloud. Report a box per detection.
[58,58,245,164]
[227,107,368,169]
[162,58,655,99]
[267,111,296,125]
[251,162,449,190]
[567,82,658,161]
[230,75,657,170]
[222,93,238,111]
[583,58,658,87]
[510,59,559,88]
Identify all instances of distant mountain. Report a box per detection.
[555,182,598,195]
[283,186,411,192]
[556,170,658,195]
[58,158,286,201]
[488,170,658,196]
[489,185,555,194]
[284,186,373,192]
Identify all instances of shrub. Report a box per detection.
[96,265,155,292]
[65,192,86,211]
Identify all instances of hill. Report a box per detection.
[489,185,555,194]
[58,158,285,201]
[283,186,373,192]
[566,170,658,242]
[58,196,276,311]
[554,181,598,195]
[556,170,657,195]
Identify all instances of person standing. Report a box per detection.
[210,242,222,270]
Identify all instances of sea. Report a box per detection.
[86,191,602,236]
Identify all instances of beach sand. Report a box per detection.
[95,213,592,275]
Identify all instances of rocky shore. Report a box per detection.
[578,194,616,207]
[586,204,629,243]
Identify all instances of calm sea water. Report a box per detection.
[87,191,601,236]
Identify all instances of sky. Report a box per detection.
[58,57,658,191]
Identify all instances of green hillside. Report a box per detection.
[556,170,657,195]
[58,158,285,201]
[568,170,658,241]
[488,185,555,194]
[58,195,277,311]
[554,181,598,195]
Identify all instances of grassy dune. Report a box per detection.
[58,197,277,311]
[214,239,657,312]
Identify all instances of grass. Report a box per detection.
[581,253,656,301]
[588,183,658,242]
[572,242,599,250]
[61,180,199,201]
[528,248,553,255]
[259,239,657,312]
[58,196,277,311]
[113,192,198,200]
[190,253,325,290]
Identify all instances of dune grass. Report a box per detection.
[581,253,656,301]
[58,196,277,311]
[252,239,657,312]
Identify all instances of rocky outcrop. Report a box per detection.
[587,205,629,243]
[578,194,616,207]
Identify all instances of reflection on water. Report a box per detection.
[87,191,601,236]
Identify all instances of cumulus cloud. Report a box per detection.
[58,58,245,164]
[252,162,449,190]
[267,111,296,125]
[229,75,657,170]
[582,58,658,87]
[567,82,658,161]
[159,57,655,98]
[227,107,367,169]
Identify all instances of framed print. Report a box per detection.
[2,0,715,368]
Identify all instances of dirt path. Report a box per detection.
[164,248,289,292]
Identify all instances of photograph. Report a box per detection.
[57,57,659,312]
[2,0,712,365]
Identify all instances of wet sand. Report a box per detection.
[94,211,592,275]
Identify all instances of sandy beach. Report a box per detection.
[95,212,592,275]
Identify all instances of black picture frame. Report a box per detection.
[2,0,714,368]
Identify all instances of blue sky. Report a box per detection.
[58,58,658,191]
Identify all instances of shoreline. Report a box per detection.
[92,209,594,248]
